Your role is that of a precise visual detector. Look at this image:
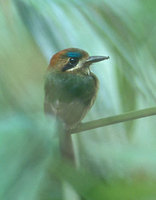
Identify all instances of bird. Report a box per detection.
[44,48,109,160]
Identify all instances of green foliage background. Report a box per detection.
[0,0,156,199]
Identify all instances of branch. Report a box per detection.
[71,107,156,134]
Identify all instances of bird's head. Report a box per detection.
[48,48,109,74]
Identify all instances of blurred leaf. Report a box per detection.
[0,113,60,200]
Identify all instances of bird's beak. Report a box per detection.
[85,56,109,64]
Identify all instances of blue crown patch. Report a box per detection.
[67,52,82,58]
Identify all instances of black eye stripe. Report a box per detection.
[62,57,79,72]
[62,63,73,72]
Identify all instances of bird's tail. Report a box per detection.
[59,129,75,164]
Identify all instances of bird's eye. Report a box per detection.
[69,57,79,65]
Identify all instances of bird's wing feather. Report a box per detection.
[44,97,90,127]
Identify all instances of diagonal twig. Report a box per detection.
[71,107,156,134]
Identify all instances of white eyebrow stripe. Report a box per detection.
[67,65,81,71]
[66,60,84,72]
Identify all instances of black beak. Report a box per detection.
[85,56,109,64]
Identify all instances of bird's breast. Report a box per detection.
[44,71,99,127]
[45,71,98,105]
